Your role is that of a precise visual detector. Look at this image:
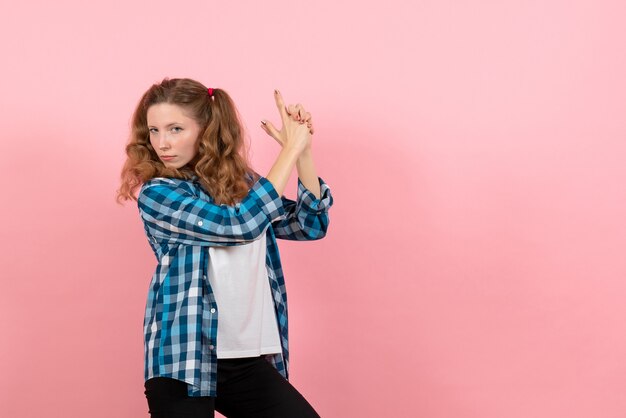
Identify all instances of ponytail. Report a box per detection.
[194,87,257,206]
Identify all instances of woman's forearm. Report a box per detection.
[296,147,321,199]
[266,147,301,196]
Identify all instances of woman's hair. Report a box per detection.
[116,78,259,206]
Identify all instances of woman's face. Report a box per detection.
[147,103,202,169]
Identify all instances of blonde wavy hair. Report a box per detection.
[116,78,259,206]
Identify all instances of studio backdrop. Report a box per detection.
[0,1,624,417]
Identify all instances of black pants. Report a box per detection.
[144,356,320,418]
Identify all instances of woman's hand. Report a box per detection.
[261,90,314,154]
[285,103,314,135]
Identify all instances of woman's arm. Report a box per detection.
[260,90,334,240]
[263,90,311,196]
[271,176,333,241]
[261,91,320,198]
[138,176,286,246]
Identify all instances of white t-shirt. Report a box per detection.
[207,233,282,358]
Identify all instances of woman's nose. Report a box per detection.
[159,134,171,150]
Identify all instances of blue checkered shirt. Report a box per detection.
[137,173,333,397]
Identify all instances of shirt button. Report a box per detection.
[198,221,203,226]
[210,308,216,313]
[209,345,215,350]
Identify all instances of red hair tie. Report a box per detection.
[208,88,214,97]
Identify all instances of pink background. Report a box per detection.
[1,1,625,417]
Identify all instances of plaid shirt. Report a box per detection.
[137,173,333,397]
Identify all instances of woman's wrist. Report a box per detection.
[282,145,303,160]
[297,146,312,161]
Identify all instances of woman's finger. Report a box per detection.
[298,113,311,125]
[274,90,289,123]
[286,104,299,119]
[260,120,283,144]
[295,104,306,121]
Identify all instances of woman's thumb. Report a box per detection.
[261,120,281,142]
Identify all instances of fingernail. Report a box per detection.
[274,89,279,95]
[261,120,267,125]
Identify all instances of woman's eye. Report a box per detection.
[172,127,183,133]
[148,128,157,134]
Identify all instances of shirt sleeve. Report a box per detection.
[270,176,334,241]
[138,176,286,246]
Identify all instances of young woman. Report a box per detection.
[116,78,333,417]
